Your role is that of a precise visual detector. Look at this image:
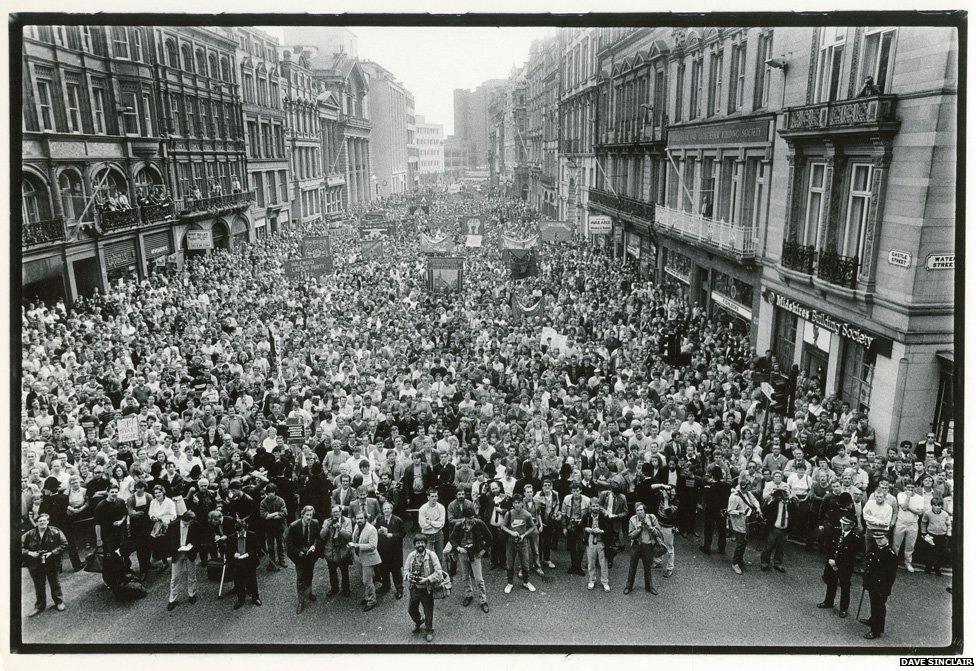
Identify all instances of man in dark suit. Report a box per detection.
[21,513,68,617]
[199,510,234,567]
[285,505,321,614]
[225,519,261,609]
[818,515,859,617]
[348,488,382,523]
[331,474,356,515]
[165,510,204,610]
[402,452,435,513]
[375,501,406,599]
[859,531,898,639]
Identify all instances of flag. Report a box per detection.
[509,248,539,280]
[512,293,545,320]
[427,257,464,292]
[539,221,575,242]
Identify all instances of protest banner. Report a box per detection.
[463,217,483,236]
[509,248,539,280]
[426,257,464,292]
[117,415,141,443]
[512,293,545,320]
[360,238,386,259]
[285,256,334,279]
[420,232,456,254]
[286,417,305,445]
[301,235,332,258]
[465,234,483,248]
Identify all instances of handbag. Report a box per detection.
[83,550,103,573]
[431,569,451,600]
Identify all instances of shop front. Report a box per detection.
[103,238,139,287]
[709,269,754,336]
[663,248,691,303]
[22,255,66,304]
[143,230,173,275]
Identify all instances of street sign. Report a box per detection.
[887,250,912,268]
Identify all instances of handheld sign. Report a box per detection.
[117,415,141,443]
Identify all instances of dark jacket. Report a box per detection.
[862,544,898,597]
[448,516,492,556]
[225,530,260,569]
[285,518,322,564]
[822,529,860,584]
[402,463,435,497]
[701,479,732,516]
[375,513,406,561]
[164,520,206,561]
[21,526,68,570]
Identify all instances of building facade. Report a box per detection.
[21,24,252,304]
[757,25,957,448]
[281,47,326,227]
[415,114,445,183]
[454,79,506,171]
[236,27,290,238]
[557,28,599,233]
[362,60,409,198]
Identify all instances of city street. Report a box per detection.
[21,536,952,647]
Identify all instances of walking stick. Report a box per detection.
[218,558,227,599]
[855,587,866,619]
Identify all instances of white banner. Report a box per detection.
[465,234,483,248]
[589,215,612,234]
[186,230,213,250]
[117,415,141,443]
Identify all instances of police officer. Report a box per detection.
[859,531,898,639]
[817,515,859,617]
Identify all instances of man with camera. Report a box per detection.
[446,505,491,612]
[404,534,444,642]
[624,502,663,595]
[22,513,68,617]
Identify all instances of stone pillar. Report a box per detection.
[782,152,798,242]
[860,144,892,285]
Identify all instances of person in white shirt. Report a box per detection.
[861,486,894,554]
[417,490,446,559]
[677,413,703,437]
[893,481,926,572]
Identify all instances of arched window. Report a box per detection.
[196,48,208,77]
[181,44,194,72]
[58,170,89,222]
[220,56,231,82]
[209,54,219,80]
[135,165,163,190]
[22,173,52,223]
[91,166,129,206]
[166,39,179,68]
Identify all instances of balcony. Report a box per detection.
[781,240,817,275]
[655,205,757,261]
[23,217,65,248]
[781,94,899,138]
[595,113,668,148]
[97,207,142,232]
[176,190,255,218]
[817,249,859,289]
[588,188,655,223]
[141,202,176,223]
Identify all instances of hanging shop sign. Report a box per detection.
[589,215,612,234]
[887,250,912,268]
[925,254,954,270]
[767,290,893,357]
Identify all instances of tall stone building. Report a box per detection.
[415,114,445,184]
[361,60,410,197]
[453,79,506,170]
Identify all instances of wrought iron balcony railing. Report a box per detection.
[23,217,65,247]
[176,190,255,217]
[817,249,860,289]
[588,188,655,222]
[97,207,141,232]
[783,94,898,134]
[781,240,817,274]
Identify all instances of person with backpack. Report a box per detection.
[404,534,444,642]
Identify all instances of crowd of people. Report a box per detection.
[20,188,954,642]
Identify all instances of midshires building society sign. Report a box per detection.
[768,291,893,357]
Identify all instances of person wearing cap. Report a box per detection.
[446,504,491,612]
[404,534,443,642]
[860,531,898,639]
[818,515,860,617]
[22,512,68,617]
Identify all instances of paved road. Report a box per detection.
[19,532,952,648]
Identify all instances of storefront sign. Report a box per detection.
[887,250,912,268]
[769,291,893,357]
[144,231,172,260]
[186,230,213,250]
[285,256,334,279]
[104,240,137,270]
[711,291,753,320]
[925,254,954,270]
[667,117,772,147]
[589,215,612,234]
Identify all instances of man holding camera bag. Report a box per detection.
[404,534,444,642]
[727,473,763,575]
[623,502,663,595]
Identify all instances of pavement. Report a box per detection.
[19,531,952,648]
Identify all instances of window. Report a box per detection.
[36,79,55,131]
[803,162,827,246]
[707,49,723,117]
[220,56,231,82]
[142,92,153,136]
[22,175,51,223]
[815,27,846,103]
[128,28,142,62]
[196,49,207,77]
[690,59,703,118]
[279,170,288,202]
[91,85,106,134]
[59,170,87,222]
[247,122,260,157]
[674,62,685,121]
[773,306,798,370]
[754,32,773,108]
[186,96,196,136]
[242,72,254,103]
[121,90,140,135]
[198,100,209,137]
[750,160,766,228]
[213,104,222,138]
[839,339,875,414]
[112,27,129,59]
[728,159,741,224]
[65,83,82,132]
[841,163,873,258]
[728,43,746,113]
[170,93,183,135]
[166,39,179,68]
[209,54,219,80]
[267,171,277,204]
[178,163,192,197]
[54,26,67,47]
[181,44,194,72]
[81,27,94,52]
[255,173,266,207]
[861,28,896,94]
[682,158,697,213]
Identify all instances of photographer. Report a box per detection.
[403,534,443,642]
[624,502,663,595]
[22,513,68,617]
[727,473,763,575]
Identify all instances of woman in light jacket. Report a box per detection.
[727,473,762,575]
